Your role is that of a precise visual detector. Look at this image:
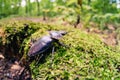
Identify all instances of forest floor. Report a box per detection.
[9,17,118,46]
[0,17,119,80]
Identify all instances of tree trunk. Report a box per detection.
[18,0,21,13]
[36,0,40,16]
[74,15,80,28]
[88,0,91,5]
[75,0,82,28]
[28,0,31,15]
[25,0,28,14]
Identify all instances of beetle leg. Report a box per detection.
[56,41,70,48]
[52,47,55,59]
[35,54,43,66]
[50,47,55,65]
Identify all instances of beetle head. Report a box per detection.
[58,31,67,35]
[49,30,67,40]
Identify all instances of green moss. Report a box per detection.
[27,23,120,80]
[0,20,120,80]
[35,30,120,80]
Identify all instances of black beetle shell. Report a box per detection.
[28,36,53,57]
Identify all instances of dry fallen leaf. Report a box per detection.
[0,53,4,59]
[11,64,21,70]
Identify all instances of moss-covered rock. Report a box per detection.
[0,19,120,80]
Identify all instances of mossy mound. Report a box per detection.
[32,27,120,80]
[0,19,120,80]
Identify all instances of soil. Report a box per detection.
[0,53,32,80]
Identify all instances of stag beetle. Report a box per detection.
[28,30,67,57]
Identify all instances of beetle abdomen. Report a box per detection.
[28,36,52,57]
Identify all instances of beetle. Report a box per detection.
[28,30,67,57]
